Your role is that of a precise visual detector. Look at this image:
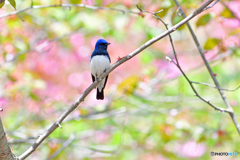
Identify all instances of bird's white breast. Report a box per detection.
[90,55,110,78]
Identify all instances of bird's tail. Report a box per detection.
[97,88,104,100]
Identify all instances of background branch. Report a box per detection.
[168,57,232,113]
[0,3,139,19]
[173,0,240,135]
[138,1,235,116]
[18,0,215,159]
[191,81,240,92]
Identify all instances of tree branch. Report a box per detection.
[18,0,215,159]
[192,81,240,92]
[0,117,17,160]
[173,0,240,135]
[138,2,234,114]
[167,57,232,113]
[203,0,219,11]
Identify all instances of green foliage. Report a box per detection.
[0,0,5,9]
[70,0,82,4]
[8,0,16,9]
[196,13,212,27]
[233,48,240,57]
[220,7,235,19]
[140,51,154,64]
[203,38,221,50]
[156,7,170,17]
[117,76,139,94]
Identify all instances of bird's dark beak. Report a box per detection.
[107,43,111,45]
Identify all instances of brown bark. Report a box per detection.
[0,117,16,160]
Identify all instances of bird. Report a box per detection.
[90,39,111,100]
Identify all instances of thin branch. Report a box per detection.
[203,0,219,11]
[192,81,240,92]
[8,138,62,145]
[136,5,180,65]
[173,0,231,108]
[18,1,215,159]
[138,3,234,114]
[0,3,139,19]
[168,58,232,113]
[173,0,240,135]
[154,50,234,85]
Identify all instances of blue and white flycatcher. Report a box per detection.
[90,39,111,100]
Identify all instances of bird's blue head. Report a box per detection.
[95,39,110,50]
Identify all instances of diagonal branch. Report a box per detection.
[168,57,232,113]
[173,0,240,135]
[203,0,219,11]
[137,2,235,114]
[136,5,180,65]
[18,0,215,159]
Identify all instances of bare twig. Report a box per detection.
[173,0,240,135]
[136,5,180,65]
[154,50,234,85]
[168,58,232,113]
[203,0,219,11]
[0,3,139,19]
[138,3,234,113]
[18,1,215,159]
[192,81,240,92]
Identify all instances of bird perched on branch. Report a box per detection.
[90,39,111,100]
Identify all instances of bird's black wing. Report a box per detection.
[102,75,108,90]
[91,74,95,83]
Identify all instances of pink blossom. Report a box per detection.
[0,98,8,108]
[177,140,206,158]
[68,73,83,87]
[43,59,59,75]
[70,33,85,49]
[77,46,91,59]
[94,131,110,143]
